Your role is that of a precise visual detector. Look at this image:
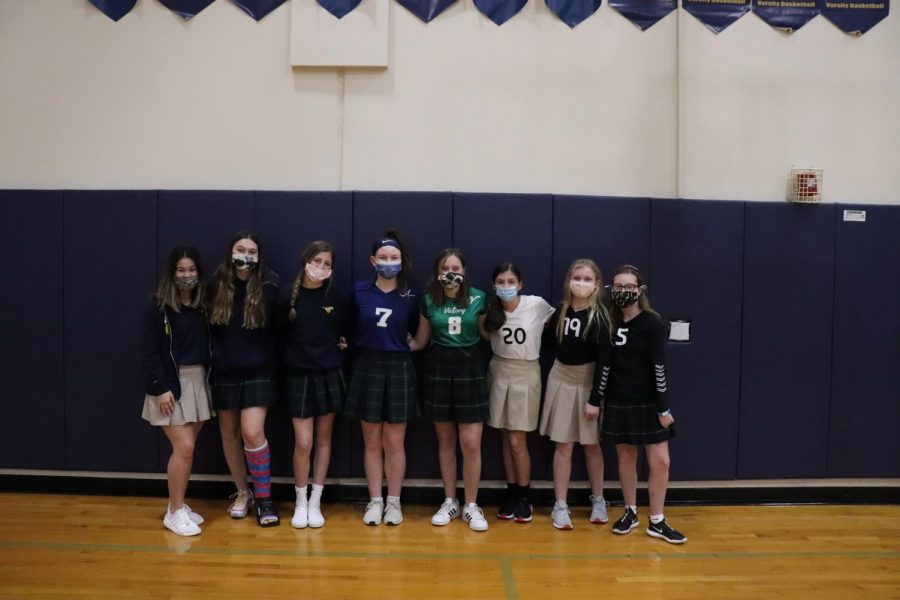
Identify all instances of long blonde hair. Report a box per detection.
[555,258,612,343]
[208,231,273,330]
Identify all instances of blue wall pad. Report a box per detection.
[739,203,835,478]
[828,204,900,477]
[651,199,743,480]
[351,192,454,479]
[64,191,159,471]
[254,191,355,478]
[0,191,66,469]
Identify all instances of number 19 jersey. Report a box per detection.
[489,295,555,360]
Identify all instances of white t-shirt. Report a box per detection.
[490,295,555,361]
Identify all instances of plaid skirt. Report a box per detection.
[487,356,541,432]
[422,344,489,423]
[345,350,419,424]
[601,392,676,445]
[286,368,346,419]
[538,360,599,444]
[211,370,277,411]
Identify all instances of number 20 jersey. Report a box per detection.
[489,295,555,360]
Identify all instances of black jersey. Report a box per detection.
[607,311,669,413]
[546,305,612,407]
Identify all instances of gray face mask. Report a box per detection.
[610,290,640,308]
[174,275,199,290]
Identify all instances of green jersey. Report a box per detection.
[421,288,486,348]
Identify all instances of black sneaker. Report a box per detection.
[646,518,687,544]
[497,493,516,520]
[612,508,639,535]
[513,498,533,523]
[255,498,280,528]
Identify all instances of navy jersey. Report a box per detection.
[607,311,669,413]
[351,281,418,352]
[284,283,352,371]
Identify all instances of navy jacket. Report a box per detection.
[141,298,210,399]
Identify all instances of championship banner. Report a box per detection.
[474,0,528,25]
[89,0,137,21]
[608,0,677,29]
[752,0,822,31]
[545,0,601,28]
[396,0,458,21]
[317,0,364,18]
[822,0,889,34]
[230,0,288,20]
[682,0,751,32]
[158,0,217,19]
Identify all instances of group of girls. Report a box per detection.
[141,229,686,545]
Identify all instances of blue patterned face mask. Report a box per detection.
[495,286,518,301]
[374,260,402,279]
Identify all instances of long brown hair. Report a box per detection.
[484,262,521,332]
[609,264,659,328]
[155,246,205,313]
[288,240,334,322]
[208,231,274,329]
[426,248,472,309]
[555,258,611,342]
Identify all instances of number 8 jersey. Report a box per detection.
[489,295,555,360]
[420,288,487,348]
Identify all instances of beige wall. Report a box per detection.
[0,0,897,203]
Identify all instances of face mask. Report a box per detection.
[495,286,518,301]
[305,263,332,282]
[610,290,640,308]
[374,260,402,279]
[569,280,595,299]
[174,275,199,291]
[232,253,258,271]
[439,271,464,287]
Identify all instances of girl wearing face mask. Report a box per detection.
[481,263,555,524]
[409,248,490,533]
[141,246,212,537]
[283,241,351,529]
[208,231,281,528]
[344,230,419,527]
[539,258,612,530]
[603,265,686,544]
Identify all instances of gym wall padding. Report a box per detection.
[738,203,836,479]
[650,199,744,481]
[64,190,159,472]
[828,204,900,477]
[0,191,66,469]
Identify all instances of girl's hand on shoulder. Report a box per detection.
[583,404,600,420]
[155,392,175,417]
[658,413,675,428]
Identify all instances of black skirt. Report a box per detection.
[600,392,676,445]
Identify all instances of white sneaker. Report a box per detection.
[229,489,254,519]
[363,498,384,526]
[589,495,609,524]
[431,498,460,526]
[551,502,573,530]
[462,503,489,532]
[172,503,204,525]
[307,501,325,528]
[292,504,308,529]
[164,506,201,537]
[384,497,403,526]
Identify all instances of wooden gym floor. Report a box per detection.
[0,493,898,599]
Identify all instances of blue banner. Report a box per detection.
[608,0,676,29]
[475,0,528,25]
[230,0,288,20]
[89,0,137,21]
[545,0,601,27]
[158,0,217,19]
[396,0,458,21]
[752,0,822,31]
[317,0,364,18]
[822,0,889,34]
[682,0,751,32]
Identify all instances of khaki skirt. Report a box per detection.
[487,356,541,432]
[538,360,599,444]
[142,364,214,426]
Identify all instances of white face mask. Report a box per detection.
[305,262,332,282]
[232,253,258,271]
[569,280,596,299]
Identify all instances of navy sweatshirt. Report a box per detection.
[141,298,209,399]
[283,283,352,371]
[209,277,279,379]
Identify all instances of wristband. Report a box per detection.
[657,410,671,417]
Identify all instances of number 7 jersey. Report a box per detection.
[351,280,420,352]
[489,295,555,360]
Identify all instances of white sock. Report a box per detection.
[555,501,568,509]
[386,495,400,504]
[295,485,308,504]
[310,484,323,502]
[650,514,665,524]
